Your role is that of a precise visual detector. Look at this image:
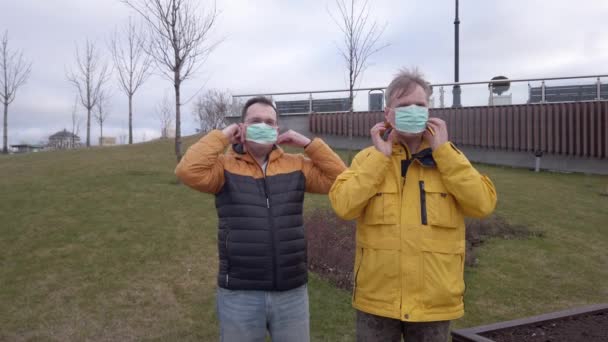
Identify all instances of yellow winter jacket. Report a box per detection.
[329,141,497,322]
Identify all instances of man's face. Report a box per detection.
[385,84,429,138]
[243,103,278,151]
[244,103,278,128]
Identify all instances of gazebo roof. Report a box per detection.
[49,129,79,140]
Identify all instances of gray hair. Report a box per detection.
[385,68,432,107]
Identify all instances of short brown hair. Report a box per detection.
[241,96,279,122]
[385,68,432,107]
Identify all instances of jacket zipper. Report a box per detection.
[261,175,277,289]
[353,248,364,299]
[225,229,230,287]
[255,159,277,290]
[419,181,427,225]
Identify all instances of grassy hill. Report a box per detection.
[1,135,607,341]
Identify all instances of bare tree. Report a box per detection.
[1,31,32,154]
[67,39,111,147]
[110,17,153,145]
[122,0,219,163]
[93,90,111,145]
[156,94,173,138]
[330,0,388,161]
[70,97,82,148]
[193,89,239,133]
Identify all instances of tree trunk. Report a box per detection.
[100,123,103,146]
[128,95,133,144]
[2,102,7,154]
[174,76,182,163]
[347,67,354,164]
[86,107,91,147]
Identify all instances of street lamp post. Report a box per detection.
[452,0,462,108]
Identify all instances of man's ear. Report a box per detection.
[384,107,391,122]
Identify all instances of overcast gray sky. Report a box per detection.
[2,0,608,145]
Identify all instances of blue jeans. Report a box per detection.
[216,285,310,342]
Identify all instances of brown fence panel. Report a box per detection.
[521,105,528,151]
[493,106,507,149]
[540,105,547,153]
[575,104,582,156]
[590,102,597,158]
[558,103,564,154]
[357,113,365,137]
[461,108,469,145]
[559,103,567,155]
[568,103,575,155]
[494,106,501,149]
[309,102,607,158]
[467,108,479,146]
[532,105,539,152]
[598,101,604,158]
[583,103,589,157]
[360,112,368,136]
[471,107,478,146]
[367,112,375,136]
[506,106,513,151]
[512,105,519,151]
[547,104,553,154]
[473,107,480,147]
[446,109,457,143]
[482,107,489,148]
[604,102,608,158]
[525,105,533,152]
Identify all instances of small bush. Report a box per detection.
[465,215,541,267]
[305,208,541,288]
[305,208,356,291]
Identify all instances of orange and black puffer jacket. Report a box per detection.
[175,130,346,291]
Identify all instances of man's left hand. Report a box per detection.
[424,118,449,150]
[277,130,312,148]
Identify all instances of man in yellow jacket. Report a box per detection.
[329,69,497,341]
[176,96,346,342]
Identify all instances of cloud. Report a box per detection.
[1,0,607,145]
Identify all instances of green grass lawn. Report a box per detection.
[1,136,606,341]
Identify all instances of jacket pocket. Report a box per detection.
[423,182,461,228]
[363,187,398,225]
[354,247,399,305]
[420,238,465,311]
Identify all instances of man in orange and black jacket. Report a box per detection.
[175,96,346,342]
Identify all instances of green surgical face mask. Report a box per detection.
[394,105,429,134]
[246,123,278,145]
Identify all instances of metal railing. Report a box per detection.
[231,74,608,115]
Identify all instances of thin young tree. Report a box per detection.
[70,96,82,148]
[156,94,173,138]
[1,31,32,154]
[121,0,220,162]
[110,17,153,145]
[67,39,111,147]
[93,90,111,145]
[330,0,388,161]
[193,89,234,133]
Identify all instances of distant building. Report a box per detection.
[48,129,81,149]
[99,136,116,146]
[10,144,44,153]
[528,83,608,103]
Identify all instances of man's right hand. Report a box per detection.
[371,122,394,157]
[222,124,245,144]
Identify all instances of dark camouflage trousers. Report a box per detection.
[356,310,450,342]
